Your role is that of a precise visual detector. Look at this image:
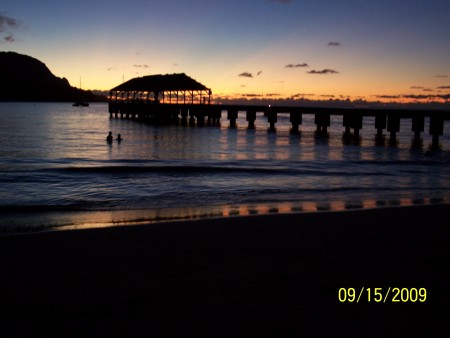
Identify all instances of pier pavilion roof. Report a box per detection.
[110,73,211,93]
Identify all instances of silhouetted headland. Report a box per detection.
[0,52,105,102]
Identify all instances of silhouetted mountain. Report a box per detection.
[0,52,105,102]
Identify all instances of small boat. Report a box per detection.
[73,76,89,107]
[72,101,89,107]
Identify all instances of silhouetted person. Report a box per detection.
[106,131,113,143]
[117,134,123,142]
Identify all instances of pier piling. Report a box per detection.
[246,110,256,129]
[268,110,277,131]
[228,109,238,128]
[343,112,363,139]
[412,115,425,147]
[315,113,330,135]
[180,108,188,126]
[387,114,401,145]
[290,112,302,133]
[430,116,444,149]
[375,112,387,140]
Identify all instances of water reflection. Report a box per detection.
[2,196,447,234]
[61,197,450,232]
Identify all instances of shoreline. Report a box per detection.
[1,197,448,235]
[1,204,449,337]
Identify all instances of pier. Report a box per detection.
[109,74,450,149]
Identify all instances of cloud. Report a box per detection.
[285,63,309,68]
[435,75,448,78]
[374,95,401,99]
[292,93,314,98]
[0,14,19,31]
[265,93,281,97]
[4,35,14,43]
[437,86,450,89]
[0,13,20,43]
[107,67,115,71]
[327,42,341,47]
[134,64,149,68]
[239,72,253,78]
[257,70,263,76]
[307,69,339,75]
[374,93,450,101]
[402,94,437,99]
[411,86,433,92]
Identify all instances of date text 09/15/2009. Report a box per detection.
[338,287,427,303]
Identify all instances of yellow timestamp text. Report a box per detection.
[338,287,427,303]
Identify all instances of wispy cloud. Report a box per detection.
[0,13,20,43]
[133,64,149,68]
[4,35,14,43]
[308,69,339,75]
[402,94,449,100]
[374,93,450,101]
[374,95,401,99]
[285,63,309,68]
[327,42,341,47]
[239,72,253,78]
[239,70,262,77]
[437,86,450,89]
[292,93,314,98]
[411,86,434,92]
[435,75,448,78]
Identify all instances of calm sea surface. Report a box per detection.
[0,102,449,233]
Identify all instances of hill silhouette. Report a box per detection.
[0,52,105,102]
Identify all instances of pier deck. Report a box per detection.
[108,101,450,149]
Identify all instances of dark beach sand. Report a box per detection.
[1,204,449,337]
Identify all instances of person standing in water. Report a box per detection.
[117,134,123,142]
[106,131,113,143]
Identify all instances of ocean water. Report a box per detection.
[0,102,449,233]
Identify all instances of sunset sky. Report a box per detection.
[1,0,450,102]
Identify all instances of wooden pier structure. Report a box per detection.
[109,74,450,148]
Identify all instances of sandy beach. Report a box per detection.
[1,204,449,337]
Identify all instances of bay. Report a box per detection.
[0,102,449,233]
